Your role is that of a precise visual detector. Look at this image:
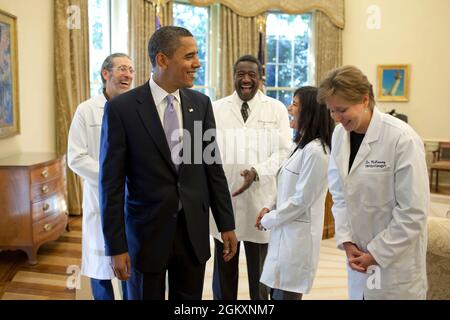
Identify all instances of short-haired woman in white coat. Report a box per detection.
[255,86,334,300]
[318,65,429,300]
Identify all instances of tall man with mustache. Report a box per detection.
[211,55,292,300]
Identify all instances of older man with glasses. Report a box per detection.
[67,53,137,300]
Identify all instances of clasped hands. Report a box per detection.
[343,242,378,273]
[255,207,269,231]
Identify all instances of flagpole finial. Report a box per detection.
[153,0,162,14]
[256,14,266,33]
[152,0,164,30]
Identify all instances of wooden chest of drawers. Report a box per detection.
[0,153,68,264]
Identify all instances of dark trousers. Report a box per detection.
[270,288,303,300]
[125,267,143,300]
[90,278,128,300]
[142,211,206,300]
[213,238,268,300]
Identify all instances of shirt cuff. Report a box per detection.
[261,211,277,230]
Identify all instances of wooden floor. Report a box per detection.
[431,185,450,195]
[1,186,448,300]
[0,218,81,300]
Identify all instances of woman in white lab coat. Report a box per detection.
[317,65,429,300]
[256,86,334,299]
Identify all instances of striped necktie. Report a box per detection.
[241,102,249,122]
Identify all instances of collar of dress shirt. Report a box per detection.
[232,90,264,113]
[149,77,181,105]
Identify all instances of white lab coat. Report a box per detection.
[68,94,115,279]
[260,140,329,294]
[329,107,429,300]
[210,91,292,243]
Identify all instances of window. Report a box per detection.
[88,0,128,97]
[173,2,211,97]
[265,13,313,106]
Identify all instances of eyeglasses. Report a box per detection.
[112,65,135,74]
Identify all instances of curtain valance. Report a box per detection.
[189,0,344,28]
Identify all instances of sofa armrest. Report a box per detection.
[427,216,450,258]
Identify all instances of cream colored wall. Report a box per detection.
[343,0,450,142]
[0,0,54,158]
[1,1,449,154]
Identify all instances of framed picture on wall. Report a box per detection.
[377,64,410,102]
[0,9,20,138]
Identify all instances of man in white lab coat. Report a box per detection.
[67,53,136,300]
[210,55,292,300]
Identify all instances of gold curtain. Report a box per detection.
[128,0,173,87]
[218,5,260,98]
[190,0,344,28]
[315,10,343,84]
[54,0,90,215]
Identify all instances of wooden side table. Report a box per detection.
[0,153,69,264]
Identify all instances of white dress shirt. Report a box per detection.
[149,77,183,136]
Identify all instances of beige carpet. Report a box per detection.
[73,236,348,300]
[202,238,348,300]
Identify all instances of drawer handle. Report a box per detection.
[41,169,49,178]
[41,185,49,194]
[43,224,52,232]
[43,203,50,211]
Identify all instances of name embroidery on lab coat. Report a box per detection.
[364,160,389,169]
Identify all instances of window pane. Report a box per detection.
[294,40,308,66]
[88,0,111,97]
[266,64,276,87]
[265,12,312,94]
[265,90,292,107]
[266,90,278,100]
[278,64,292,87]
[279,90,293,106]
[110,0,128,54]
[173,4,208,34]
[197,36,207,61]
[278,37,292,64]
[266,35,277,63]
[196,63,206,86]
[294,65,308,87]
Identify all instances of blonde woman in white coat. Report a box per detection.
[256,86,334,300]
[318,66,429,300]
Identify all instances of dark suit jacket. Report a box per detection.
[99,83,235,272]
